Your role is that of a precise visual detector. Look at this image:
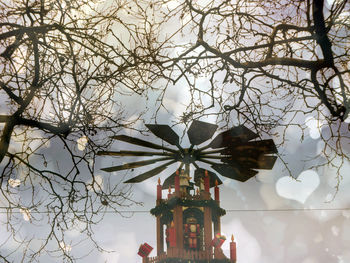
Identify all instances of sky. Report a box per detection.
[1,0,350,263]
[3,70,350,263]
[80,16,350,257]
[86,92,350,263]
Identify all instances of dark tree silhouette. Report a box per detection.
[1,0,349,261]
[155,0,349,120]
[148,0,350,185]
[0,0,159,261]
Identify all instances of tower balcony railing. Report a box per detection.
[145,248,213,263]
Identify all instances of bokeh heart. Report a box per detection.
[275,170,320,204]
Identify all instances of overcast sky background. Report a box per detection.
[1,0,350,262]
[81,0,350,255]
[87,85,350,263]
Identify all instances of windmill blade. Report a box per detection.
[225,139,277,154]
[197,154,225,160]
[219,149,270,161]
[208,125,258,148]
[187,120,218,145]
[101,157,172,172]
[97,150,173,157]
[221,155,277,170]
[145,124,180,146]
[211,163,258,182]
[193,168,222,187]
[124,160,177,183]
[111,135,177,153]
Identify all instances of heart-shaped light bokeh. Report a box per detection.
[276,170,320,204]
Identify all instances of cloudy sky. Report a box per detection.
[1,0,350,262]
[86,84,350,263]
[3,69,349,262]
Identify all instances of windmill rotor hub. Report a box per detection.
[182,148,196,164]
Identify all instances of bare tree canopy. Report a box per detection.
[147,0,350,184]
[0,0,159,261]
[154,0,349,121]
[0,0,349,262]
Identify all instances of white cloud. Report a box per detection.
[262,216,286,244]
[341,220,350,241]
[306,208,340,223]
[302,257,318,263]
[305,116,324,140]
[331,225,340,236]
[0,228,18,251]
[8,128,45,154]
[109,232,138,263]
[77,136,88,151]
[342,210,350,219]
[87,175,104,192]
[324,158,350,187]
[260,184,286,209]
[165,0,180,9]
[287,237,308,259]
[313,233,323,243]
[20,208,31,221]
[59,241,72,253]
[284,125,303,153]
[8,178,21,188]
[99,252,120,263]
[221,219,261,263]
[316,140,325,155]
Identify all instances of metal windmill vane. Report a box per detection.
[97,120,277,186]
